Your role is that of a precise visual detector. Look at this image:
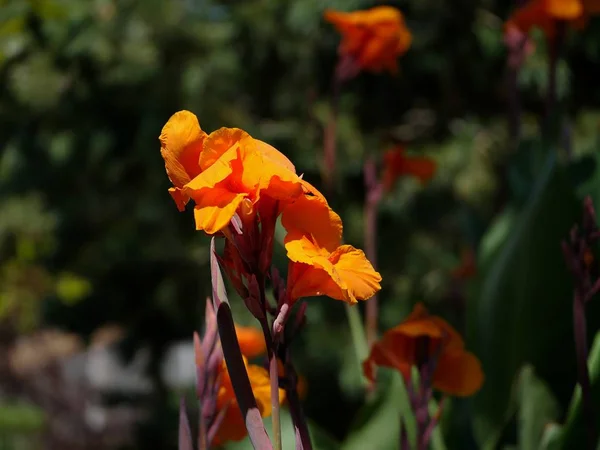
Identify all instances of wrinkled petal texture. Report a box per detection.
[286,242,381,304]
[363,303,484,397]
[282,195,343,252]
[159,110,207,210]
[181,126,303,234]
[235,325,266,359]
[325,6,411,74]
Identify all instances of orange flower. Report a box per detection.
[363,303,483,397]
[282,195,381,304]
[212,356,285,446]
[159,111,303,234]
[382,146,436,191]
[235,324,266,359]
[325,6,412,74]
[506,0,600,39]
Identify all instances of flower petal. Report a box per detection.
[433,348,484,396]
[288,262,345,301]
[199,127,252,171]
[235,325,266,359]
[256,139,296,173]
[329,245,382,301]
[159,111,205,188]
[282,195,343,252]
[193,188,247,234]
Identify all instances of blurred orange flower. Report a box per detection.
[159,111,303,234]
[506,0,600,39]
[212,356,285,446]
[325,6,412,74]
[363,303,484,396]
[235,324,266,359]
[282,195,381,304]
[382,146,436,191]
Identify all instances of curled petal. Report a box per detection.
[192,189,247,234]
[282,195,343,252]
[199,127,252,172]
[433,348,484,396]
[328,245,382,302]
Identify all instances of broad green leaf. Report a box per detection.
[342,371,415,450]
[468,153,581,448]
[224,408,340,450]
[516,365,560,450]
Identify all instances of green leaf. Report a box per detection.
[560,331,600,449]
[224,408,340,450]
[342,371,415,450]
[468,152,581,448]
[516,365,560,450]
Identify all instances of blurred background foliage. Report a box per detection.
[0,0,600,449]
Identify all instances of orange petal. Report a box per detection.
[235,325,266,359]
[546,0,583,19]
[192,188,247,234]
[288,262,345,301]
[363,336,413,382]
[159,111,206,189]
[199,127,253,172]
[282,195,343,252]
[433,348,484,397]
[258,157,304,201]
[256,140,296,173]
[168,187,189,212]
[329,245,382,302]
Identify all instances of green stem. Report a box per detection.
[345,303,369,384]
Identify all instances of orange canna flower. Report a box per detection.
[282,195,381,304]
[212,356,285,446]
[325,6,412,74]
[382,146,436,191]
[363,303,484,397]
[159,111,303,234]
[235,324,266,359]
[506,0,600,40]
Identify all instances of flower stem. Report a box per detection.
[285,361,313,450]
[268,351,283,450]
[572,291,598,450]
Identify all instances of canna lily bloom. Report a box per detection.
[159,110,303,234]
[363,303,484,397]
[282,195,382,304]
[382,146,436,191]
[212,356,285,446]
[235,324,266,359]
[506,0,600,40]
[325,6,412,75]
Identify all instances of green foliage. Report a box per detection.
[1,0,600,448]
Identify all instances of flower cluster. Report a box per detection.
[160,110,382,306]
[325,6,412,77]
[506,0,600,40]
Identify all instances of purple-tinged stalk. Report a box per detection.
[211,239,274,450]
[178,299,224,450]
[213,202,315,450]
[364,158,384,391]
[561,196,600,450]
[403,337,446,450]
